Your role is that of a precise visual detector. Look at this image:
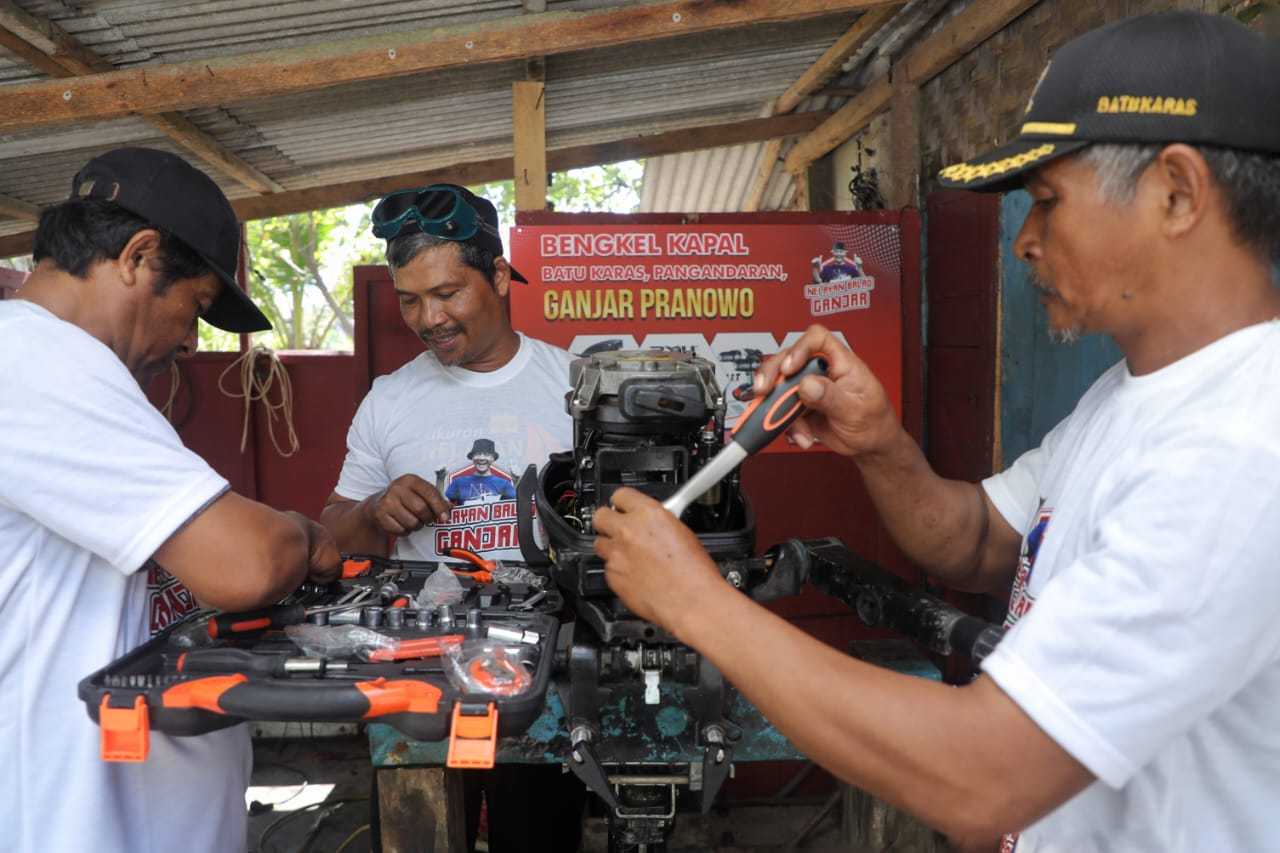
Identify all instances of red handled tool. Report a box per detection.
[447,547,495,583]
[662,357,827,518]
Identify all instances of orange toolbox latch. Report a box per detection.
[100,694,150,762]
[446,702,499,769]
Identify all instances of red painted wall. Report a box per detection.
[143,351,356,518]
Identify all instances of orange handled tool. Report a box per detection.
[663,357,828,518]
[447,548,495,583]
[206,604,306,639]
[366,634,465,662]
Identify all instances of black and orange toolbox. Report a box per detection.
[79,551,562,768]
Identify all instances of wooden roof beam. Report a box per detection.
[784,0,1042,175]
[776,5,901,116]
[0,109,830,259]
[0,193,39,222]
[0,2,284,194]
[0,0,897,133]
[743,4,898,211]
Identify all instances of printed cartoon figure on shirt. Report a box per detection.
[1005,500,1052,627]
[810,241,865,283]
[443,438,517,505]
[433,438,522,555]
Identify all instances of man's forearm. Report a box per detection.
[319,496,388,556]
[853,427,1008,592]
[670,581,1086,846]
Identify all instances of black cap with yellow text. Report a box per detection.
[937,11,1280,192]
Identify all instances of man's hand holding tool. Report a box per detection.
[285,511,343,584]
[363,474,454,536]
[595,351,828,635]
[750,324,896,458]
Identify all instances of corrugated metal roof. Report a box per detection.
[0,0,937,248]
[639,0,956,213]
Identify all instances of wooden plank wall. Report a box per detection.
[996,191,1120,468]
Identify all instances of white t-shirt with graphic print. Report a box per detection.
[335,333,574,563]
[980,320,1280,853]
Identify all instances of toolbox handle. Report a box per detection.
[195,678,443,721]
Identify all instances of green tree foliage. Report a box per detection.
[247,208,381,350]
[201,207,381,351]
[475,161,643,221]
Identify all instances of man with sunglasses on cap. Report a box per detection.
[0,147,341,852]
[320,183,584,850]
[592,11,1280,852]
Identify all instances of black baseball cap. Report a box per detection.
[71,147,272,332]
[371,183,528,283]
[938,12,1280,192]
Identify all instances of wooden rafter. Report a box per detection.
[743,4,899,211]
[0,1,283,194]
[776,5,901,115]
[0,110,831,258]
[0,0,897,133]
[784,0,1042,175]
[0,193,38,221]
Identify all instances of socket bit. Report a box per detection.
[360,606,384,628]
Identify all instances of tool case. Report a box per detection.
[78,553,563,768]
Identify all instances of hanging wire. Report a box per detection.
[160,360,182,422]
[217,344,300,457]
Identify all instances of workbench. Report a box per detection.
[369,639,941,851]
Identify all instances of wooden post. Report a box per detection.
[513,80,547,211]
[887,74,920,209]
[790,170,811,211]
[377,767,468,853]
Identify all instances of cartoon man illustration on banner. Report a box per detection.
[810,241,865,283]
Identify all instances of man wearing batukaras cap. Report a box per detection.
[320,183,585,851]
[589,11,1280,852]
[0,147,341,852]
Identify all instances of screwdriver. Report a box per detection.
[206,604,307,639]
[662,356,828,518]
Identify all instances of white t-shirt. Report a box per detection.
[0,300,251,853]
[335,333,574,562]
[980,320,1280,852]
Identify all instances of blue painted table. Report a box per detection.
[369,639,940,768]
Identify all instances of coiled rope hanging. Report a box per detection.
[161,360,182,423]
[217,344,300,457]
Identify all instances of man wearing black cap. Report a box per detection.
[320,183,584,850]
[591,11,1280,851]
[0,147,341,851]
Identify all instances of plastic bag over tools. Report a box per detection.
[285,624,397,659]
[491,561,545,588]
[443,639,537,697]
[417,564,466,608]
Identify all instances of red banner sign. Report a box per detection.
[510,217,903,450]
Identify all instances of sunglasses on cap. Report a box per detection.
[371,184,487,242]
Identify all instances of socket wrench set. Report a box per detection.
[78,552,562,767]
